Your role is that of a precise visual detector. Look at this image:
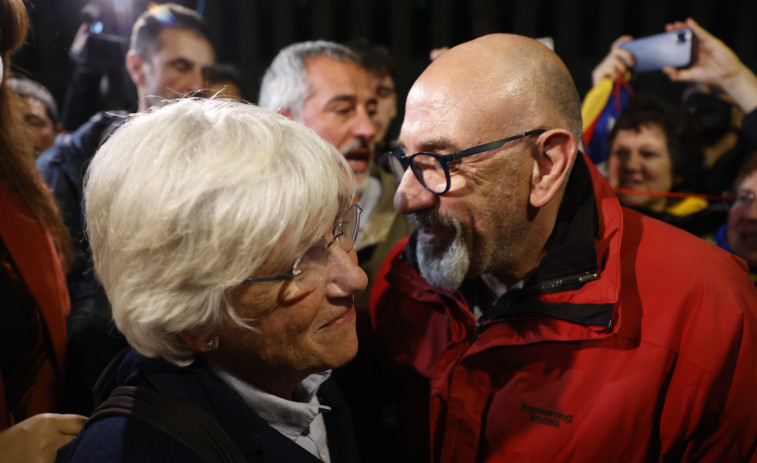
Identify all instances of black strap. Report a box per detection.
[91,346,130,408]
[86,385,246,463]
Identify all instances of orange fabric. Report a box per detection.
[0,182,69,427]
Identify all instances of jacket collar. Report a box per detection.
[404,153,623,330]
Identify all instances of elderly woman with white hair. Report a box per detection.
[61,98,367,462]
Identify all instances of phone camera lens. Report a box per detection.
[676,32,687,44]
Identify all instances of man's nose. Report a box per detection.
[187,68,208,93]
[353,106,377,141]
[394,168,438,214]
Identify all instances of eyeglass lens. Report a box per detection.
[388,153,450,194]
[291,238,329,291]
[291,205,361,291]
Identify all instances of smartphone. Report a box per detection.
[619,28,696,74]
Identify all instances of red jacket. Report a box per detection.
[370,154,757,463]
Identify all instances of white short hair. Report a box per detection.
[258,40,360,116]
[85,98,354,366]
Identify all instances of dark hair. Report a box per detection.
[130,3,212,60]
[346,38,396,80]
[733,151,757,193]
[609,97,704,192]
[8,77,59,124]
[0,0,72,265]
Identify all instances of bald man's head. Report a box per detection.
[412,34,582,141]
[394,33,583,288]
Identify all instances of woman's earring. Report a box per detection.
[207,338,219,350]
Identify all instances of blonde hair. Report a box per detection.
[85,98,354,365]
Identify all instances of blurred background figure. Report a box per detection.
[36,2,216,416]
[711,152,757,282]
[347,38,398,154]
[0,0,85,461]
[259,40,412,309]
[664,18,757,196]
[61,98,365,462]
[585,19,757,200]
[605,97,723,235]
[8,77,63,157]
[207,62,245,100]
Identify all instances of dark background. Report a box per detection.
[13,0,757,137]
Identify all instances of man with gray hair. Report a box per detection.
[259,40,412,309]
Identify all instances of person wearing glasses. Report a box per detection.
[61,98,366,462]
[372,33,757,462]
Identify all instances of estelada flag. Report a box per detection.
[581,74,634,167]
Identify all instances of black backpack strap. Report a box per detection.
[87,385,246,463]
[91,345,130,408]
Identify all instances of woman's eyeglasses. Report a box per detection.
[242,204,362,292]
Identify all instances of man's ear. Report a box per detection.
[530,129,578,208]
[125,50,147,88]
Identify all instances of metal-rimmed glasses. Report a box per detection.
[387,129,546,194]
[242,204,362,292]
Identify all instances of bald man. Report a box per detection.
[370,34,757,462]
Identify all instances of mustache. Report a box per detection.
[343,138,372,154]
[410,209,459,231]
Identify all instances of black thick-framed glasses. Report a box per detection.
[387,129,546,194]
[242,204,362,292]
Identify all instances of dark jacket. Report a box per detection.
[370,154,757,462]
[36,110,129,415]
[36,110,126,306]
[62,350,360,462]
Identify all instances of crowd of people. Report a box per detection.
[2,1,757,462]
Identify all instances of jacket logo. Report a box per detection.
[521,402,573,428]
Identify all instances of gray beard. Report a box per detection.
[412,212,470,292]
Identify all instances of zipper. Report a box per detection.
[525,271,599,295]
[472,270,600,339]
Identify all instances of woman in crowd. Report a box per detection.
[62,98,366,462]
[0,0,86,461]
[605,97,718,234]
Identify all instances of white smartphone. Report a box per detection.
[619,28,696,73]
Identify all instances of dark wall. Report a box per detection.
[13,0,757,135]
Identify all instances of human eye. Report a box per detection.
[376,86,394,98]
[447,158,463,173]
[610,148,629,159]
[330,103,355,116]
[366,101,378,117]
[737,190,755,204]
[170,58,194,73]
[25,115,46,128]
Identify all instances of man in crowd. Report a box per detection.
[36,3,215,414]
[347,38,399,153]
[371,32,757,462]
[259,41,414,462]
[259,40,412,308]
[8,77,63,157]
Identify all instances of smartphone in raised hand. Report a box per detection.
[619,28,696,74]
